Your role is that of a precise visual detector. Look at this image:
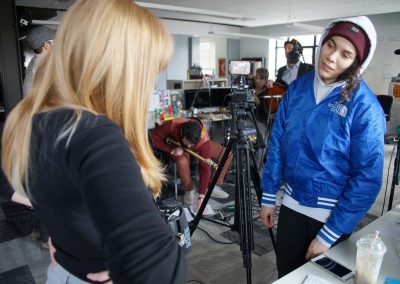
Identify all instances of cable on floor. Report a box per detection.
[196,226,235,245]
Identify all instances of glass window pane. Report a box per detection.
[302,47,314,65]
[316,34,321,45]
[294,35,315,46]
[200,41,216,73]
[276,48,286,75]
[276,39,287,48]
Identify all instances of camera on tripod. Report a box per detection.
[231,88,255,104]
[229,88,255,120]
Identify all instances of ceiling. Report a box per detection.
[15,0,400,28]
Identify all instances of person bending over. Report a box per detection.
[152,118,232,210]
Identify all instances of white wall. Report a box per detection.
[155,70,167,90]
[363,16,400,95]
[227,39,240,61]
[190,37,200,67]
[161,20,240,81]
[167,35,189,80]
[214,37,227,78]
[239,38,268,60]
[362,13,400,135]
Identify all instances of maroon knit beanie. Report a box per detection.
[322,21,370,64]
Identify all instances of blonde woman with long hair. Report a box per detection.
[1,0,186,283]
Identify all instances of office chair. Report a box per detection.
[377,95,394,144]
[377,95,393,121]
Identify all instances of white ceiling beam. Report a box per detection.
[208,31,275,40]
[136,2,244,20]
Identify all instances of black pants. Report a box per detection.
[276,205,350,278]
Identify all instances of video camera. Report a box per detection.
[231,88,255,104]
[229,88,255,120]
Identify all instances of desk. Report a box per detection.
[195,112,231,122]
[273,208,400,284]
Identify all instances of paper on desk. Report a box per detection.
[184,204,215,222]
[149,91,160,112]
[302,274,335,284]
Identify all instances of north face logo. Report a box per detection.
[328,102,347,117]
[350,26,359,33]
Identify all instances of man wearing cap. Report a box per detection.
[23,26,56,97]
[259,16,385,278]
[267,39,314,88]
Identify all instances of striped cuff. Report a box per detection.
[316,196,338,209]
[261,192,276,206]
[284,184,293,196]
[317,224,341,247]
[316,235,331,248]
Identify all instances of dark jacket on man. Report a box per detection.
[275,62,314,86]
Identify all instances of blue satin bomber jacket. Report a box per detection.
[261,70,386,246]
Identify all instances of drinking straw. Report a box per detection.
[366,230,380,262]
[370,231,380,252]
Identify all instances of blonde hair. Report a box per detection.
[2,0,172,197]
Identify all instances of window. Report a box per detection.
[200,39,216,77]
[270,34,320,79]
[275,39,287,77]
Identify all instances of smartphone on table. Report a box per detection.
[311,255,354,282]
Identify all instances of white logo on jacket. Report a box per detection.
[350,26,359,33]
[328,102,347,117]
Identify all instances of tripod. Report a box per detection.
[189,95,276,284]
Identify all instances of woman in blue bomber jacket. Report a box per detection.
[259,16,386,278]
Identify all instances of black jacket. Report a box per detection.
[275,62,314,86]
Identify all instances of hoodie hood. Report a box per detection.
[317,16,377,75]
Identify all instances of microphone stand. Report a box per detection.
[204,77,211,109]
[189,77,208,117]
[203,76,217,136]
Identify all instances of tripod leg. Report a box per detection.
[189,137,234,235]
[268,228,277,255]
[249,150,262,202]
[236,145,253,283]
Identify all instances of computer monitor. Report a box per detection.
[184,87,236,109]
[210,87,233,107]
[229,60,251,75]
[183,88,211,110]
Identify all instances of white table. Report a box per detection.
[273,207,400,284]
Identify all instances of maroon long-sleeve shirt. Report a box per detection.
[151,118,212,195]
